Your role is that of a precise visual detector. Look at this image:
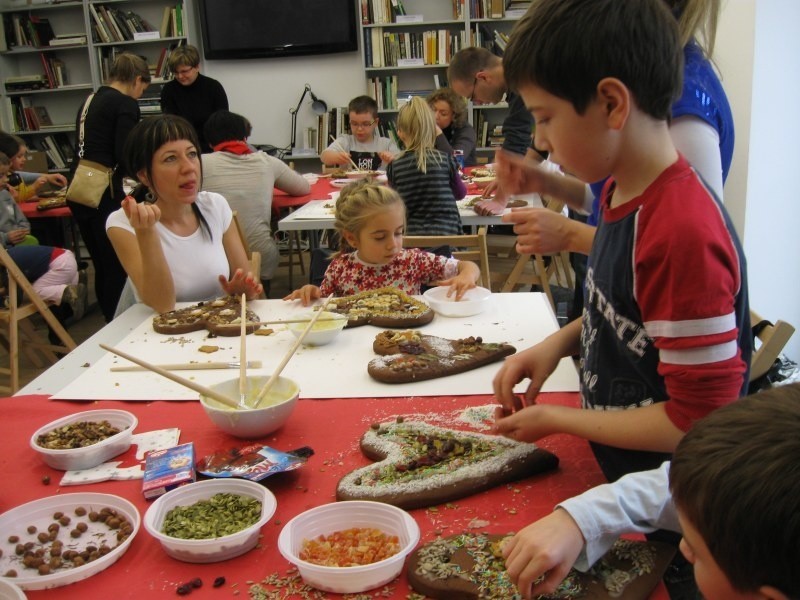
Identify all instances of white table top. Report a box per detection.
[277,194,543,231]
[22,293,577,400]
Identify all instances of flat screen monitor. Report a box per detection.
[197,0,359,60]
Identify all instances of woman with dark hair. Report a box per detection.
[105,114,261,314]
[202,110,310,296]
[426,88,478,167]
[68,52,150,322]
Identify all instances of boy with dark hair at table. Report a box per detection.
[490,2,751,594]
[321,95,399,171]
[501,383,800,600]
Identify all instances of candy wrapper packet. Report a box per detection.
[197,445,313,481]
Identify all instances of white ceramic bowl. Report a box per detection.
[286,311,348,346]
[199,376,299,439]
[30,409,137,471]
[143,479,277,563]
[422,286,492,317]
[278,501,419,594]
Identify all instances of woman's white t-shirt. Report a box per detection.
[106,191,232,302]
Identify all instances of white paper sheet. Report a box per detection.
[51,294,578,401]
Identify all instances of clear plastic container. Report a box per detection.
[143,479,277,563]
[278,501,420,594]
[29,409,137,471]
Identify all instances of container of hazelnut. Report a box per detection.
[30,410,138,471]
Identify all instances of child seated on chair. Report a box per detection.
[0,153,84,321]
[321,96,399,171]
[0,134,67,203]
[283,179,479,305]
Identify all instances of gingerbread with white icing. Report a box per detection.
[336,419,558,510]
[152,296,261,337]
[326,287,434,328]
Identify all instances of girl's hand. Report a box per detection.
[219,268,263,300]
[283,285,322,306]
[121,196,160,230]
[434,272,477,301]
[7,229,29,245]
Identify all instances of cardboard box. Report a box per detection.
[25,150,50,174]
[143,442,196,499]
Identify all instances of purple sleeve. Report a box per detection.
[449,158,467,199]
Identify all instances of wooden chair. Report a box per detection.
[231,212,262,289]
[402,227,491,290]
[488,197,574,310]
[270,196,307,290]
[750,309,795,381]
[0,245,76,394]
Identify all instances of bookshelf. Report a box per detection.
[0,0,188,173]
[359,0,524,159]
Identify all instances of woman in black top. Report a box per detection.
[159,45,229,153]
[69,53,150,322]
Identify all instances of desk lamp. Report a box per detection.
[289,84,328,156]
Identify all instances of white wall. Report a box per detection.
[190,0,800,361]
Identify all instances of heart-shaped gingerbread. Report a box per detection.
[152,296,261,337]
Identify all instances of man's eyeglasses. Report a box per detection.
[469,75,480,104]
[174,66,197,77]
[350,119,376,129]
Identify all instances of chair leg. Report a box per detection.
[533,255,556,311]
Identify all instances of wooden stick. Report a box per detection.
[254,294,334,407]
[111,361,262,372]
[329,135,362,172]
[100,343,240,409]
[239,293,247,405]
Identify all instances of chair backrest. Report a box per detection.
[750,309,795,381]
[403,227,491,290]
[231,211,262,281]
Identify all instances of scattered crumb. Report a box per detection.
[254,328,274,336]
[198,345,220,354]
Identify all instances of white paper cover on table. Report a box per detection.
[0,493,139,590]
[51,293,578,401]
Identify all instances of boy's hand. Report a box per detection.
[492,341,562,413]
[495,149,551,197]
[378,151,395,165]
[492,403,565,443]
[219,269,263,301]
[283,284,322,306]
[474,197,507,216]
[7,229,29,245]
[503,509,585,600]
[122,196,160,230]
[334,151,351,166]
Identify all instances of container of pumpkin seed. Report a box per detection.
[30,409,138,471]
[143,479,276,563]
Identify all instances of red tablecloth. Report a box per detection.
[0,393,668,599]
[19,202,72,220]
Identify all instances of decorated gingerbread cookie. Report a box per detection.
[368,330,516,383]
[152,296,261,337]
[407,533,676,600]
[336,419,558,510]
[326,287,434,328]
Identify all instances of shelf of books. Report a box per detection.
[0,0,188,173]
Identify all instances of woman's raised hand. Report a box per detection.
[219,268,263,301]
[121,196,160,230]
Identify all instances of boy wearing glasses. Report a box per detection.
[321,95,399,171]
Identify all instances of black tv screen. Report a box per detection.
[198,0,358,60]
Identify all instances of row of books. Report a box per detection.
[29,133,75,170]
[97,41,182,84]
[367,76,399,111]
[40,52,68,89]
[471,0,530,19]
[88,4,156,44]
[472,110,504,147]
[8,97,57,132]
[157,3,185,39]
[470,24,509,54]
[359,0,407,26]
[1,13,56,49]
[364,28,466,68]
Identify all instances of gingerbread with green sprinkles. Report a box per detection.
[368,330,516,383]
[336,419,558,510]
[406,533,676,600]
[324,287,434,328]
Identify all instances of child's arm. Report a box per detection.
[433,259,479,300]
[493,391,684,452]
[504,462,677,599]
[283,284,322,306]
[321,136,351,167]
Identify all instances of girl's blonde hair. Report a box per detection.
[665,0,720,57]
[396,96,441,174]
[333,179,404,256]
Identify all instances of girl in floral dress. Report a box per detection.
[283,179,479,306]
